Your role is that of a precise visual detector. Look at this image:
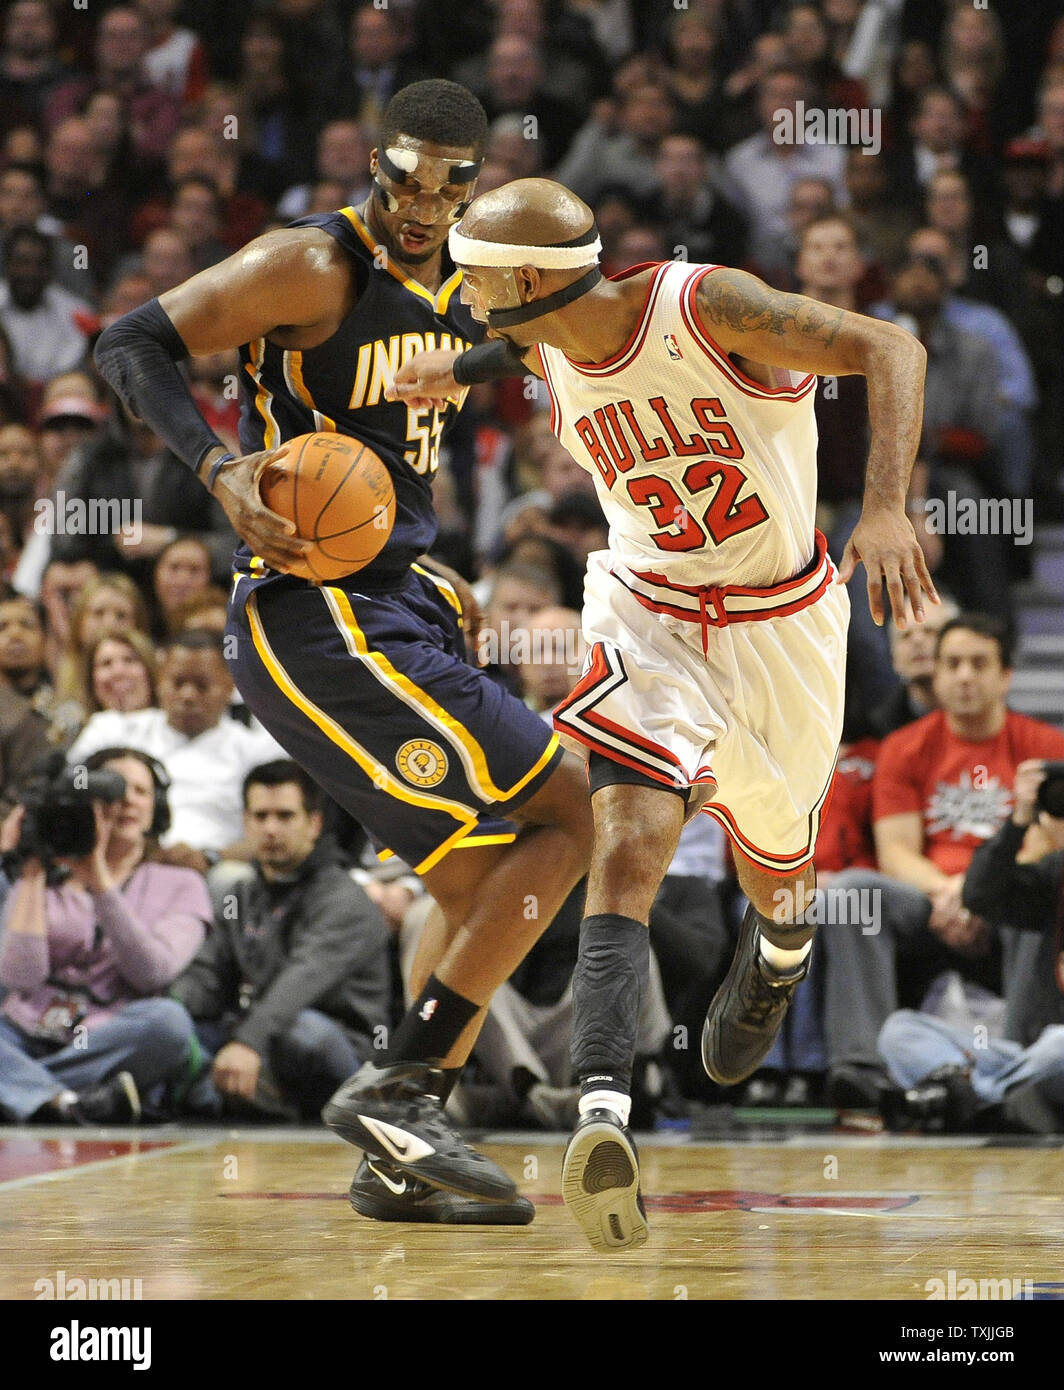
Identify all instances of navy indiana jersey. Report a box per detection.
[235,205,478,584]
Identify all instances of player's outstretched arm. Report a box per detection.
[94,229,350,572]
[386,339,541,409]
[694,266,938,629]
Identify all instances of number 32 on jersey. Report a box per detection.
[574,394,769,552]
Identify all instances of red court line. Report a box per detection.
[0,1137,176,1185]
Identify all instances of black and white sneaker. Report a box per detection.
[322,1061,518,1202]
[348,1156,535,1225]
[561,1109,648,1252]
[71,1072,142,1125]
[701,909,809,1087]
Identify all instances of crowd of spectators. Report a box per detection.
[0,0,1063,1134]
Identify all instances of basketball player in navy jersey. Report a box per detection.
[94,82,595,1226]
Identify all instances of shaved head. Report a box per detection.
[461,177,595,252]
[454,178,602,349]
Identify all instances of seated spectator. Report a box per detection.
[66,628,286,870]
[923,168,1042,335]
[0,422,41,565]
[47,410,237,592]
[888,86,997,212]
[719,30,789,149]
[138,227,195,300]
[555,79,675,205]
[878,755,1064,1136]
[479,562,563,692]
[483,114,545,182]
[870,594,960,738]
[0,227,92,397]
[151,536,212,641]
[166,586,228,640]
[0,0,71,138]
[0,590,80,745]
[53,572,150,715]
[0,673,50,819]
[900,226,1038,502]
[275,121,373,222]
[474,33,583,172]
[0,162,89,299]
[320,0,430,132]
[43,116,133,288]
[166,176,229,273]
[0,746,210,1123]
[545,490,609,571]
[186,349,241,459]
[1000,137,1064,291]
[135,0,209,106]
[653,132,747,269]
[130,123,270,254]
[873,254,1012,622]
[35,557,98,672]
[45,4,181,164]
[650,812,732,1104]
[35,372,109,487]
[759,175,838,288]
[820,615,1064,1108]
[172,760,392,1121]
[796,217,942,715]
[843,148,918,292]
[661,11,728,154]
[929,757,1064,1132]
[80,630,158,721]
[938,4,1009,156]
[14,377,111,598]
[723,66,847,272]
[782,1,868,109]
[518,605,585,716]
[0,316,24,426]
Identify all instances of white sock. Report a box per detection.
[54,1089,79,1111]
[759,935,811,976]
[579,1088,631,1126]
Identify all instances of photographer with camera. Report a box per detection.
[875,758,1064,1134]
[0,747,212,1123]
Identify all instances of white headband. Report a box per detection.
[448,226,602,269]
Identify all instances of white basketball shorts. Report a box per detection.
[554,534,849,876]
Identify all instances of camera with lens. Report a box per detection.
[1035,761,1064,819]
[6,752,126,876]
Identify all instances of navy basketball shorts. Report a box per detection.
[226,563,563,875]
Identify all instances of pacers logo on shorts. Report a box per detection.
[396,739,449,787]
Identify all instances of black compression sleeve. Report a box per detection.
[451,338,529,385]
[93,298,226,475]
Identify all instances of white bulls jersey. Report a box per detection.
[537,259,820,592]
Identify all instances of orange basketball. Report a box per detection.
[259,432,396,583]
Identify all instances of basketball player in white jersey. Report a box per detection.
[390,178,938,1251]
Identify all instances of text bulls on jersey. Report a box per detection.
[573,395,769,552]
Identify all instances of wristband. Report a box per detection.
[207,453,235,492]
[451,339,528,385]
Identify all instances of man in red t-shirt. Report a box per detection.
[820,613,1064,1105]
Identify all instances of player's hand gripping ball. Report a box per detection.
[259,432,396,582]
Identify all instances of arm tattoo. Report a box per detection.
[696,269,844,348]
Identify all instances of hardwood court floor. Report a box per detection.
[1,1125,1061,1301]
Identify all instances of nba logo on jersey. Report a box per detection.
[663,333,683,360]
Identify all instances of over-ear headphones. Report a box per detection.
[84,746,172,839]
